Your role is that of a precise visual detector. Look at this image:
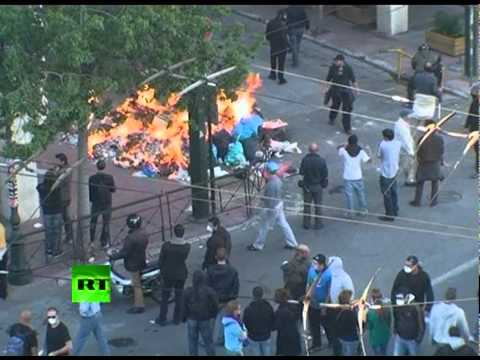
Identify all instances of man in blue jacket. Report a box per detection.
[306,254,332,351]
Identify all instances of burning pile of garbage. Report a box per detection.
[88,73,266,178]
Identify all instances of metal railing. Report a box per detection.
[7,170,255,273]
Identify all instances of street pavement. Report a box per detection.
[0,9,477,357]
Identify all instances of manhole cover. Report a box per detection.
[436,190,462,204]
[108,337,137,348]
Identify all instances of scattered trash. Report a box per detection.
[168,168,191,183]
[132,171,148,178]
[214,167,229,178]
[270,140,302,154]
[326,140,335,146]
[33,223,43,229]
[365,121,374,126]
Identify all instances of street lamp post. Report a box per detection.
[465,5,479,79]
[7,162,32,285]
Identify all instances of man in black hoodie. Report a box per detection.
[392,290,425,356]
[243,286,275,356]
[207,247,239,346]
[202,217,232,270]
[183,270,218,356]
[391,255,434,314]
[88,159,116,248]
[109,214,149,314]
[266,10,289,85]
[37,170,64,257]
[286,6,309,67]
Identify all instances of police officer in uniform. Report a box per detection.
[326,54,358,134]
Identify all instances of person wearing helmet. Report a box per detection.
[247,160,298,251]
[411,43,442,86]
[110,214,149,314]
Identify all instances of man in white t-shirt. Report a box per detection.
[394,109,416,186]
[377,129,402,221]
[337,134,371,217]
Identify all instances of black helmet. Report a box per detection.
[126,214,142,230]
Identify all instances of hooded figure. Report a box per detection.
[328,256,355,304]
[433,326,477,356]
[428,288,473,345]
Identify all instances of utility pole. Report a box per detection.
[7,162,32,285]
[187,88,210,220]
[464,5,479,79]
[180,66,236,220]
[205,82,218,216]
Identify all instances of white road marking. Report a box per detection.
[432,257,478,287]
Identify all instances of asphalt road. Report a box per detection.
[1,10,477,357]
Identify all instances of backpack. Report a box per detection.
[5,333,26,356]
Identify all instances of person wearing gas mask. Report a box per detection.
[411,43,442,87]
[391,256,434,316]
[202,216,232,271]
[392,289,425,356]
[109,214,149,314]
[43,307,72,356]
[246,160,298,251]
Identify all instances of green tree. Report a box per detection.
[0,5,259,261]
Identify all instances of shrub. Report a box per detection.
[432,11,464,38]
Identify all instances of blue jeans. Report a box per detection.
[288,28,304,66]
[44,213,63,255]
[72,313,111,356]
[340,339,359,356]
[393,335,417,356]
[372,344,388,356]
[344,179,367,213]
[187,319,215,356]
[380,176,398,216]
[248,338,272,356]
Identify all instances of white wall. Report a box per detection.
[377,5,409,36]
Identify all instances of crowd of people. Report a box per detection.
[6,237,476,356]
[1,6,478,356]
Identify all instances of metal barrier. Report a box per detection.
[8,170,256,273]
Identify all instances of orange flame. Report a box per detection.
[88,73,263,175]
